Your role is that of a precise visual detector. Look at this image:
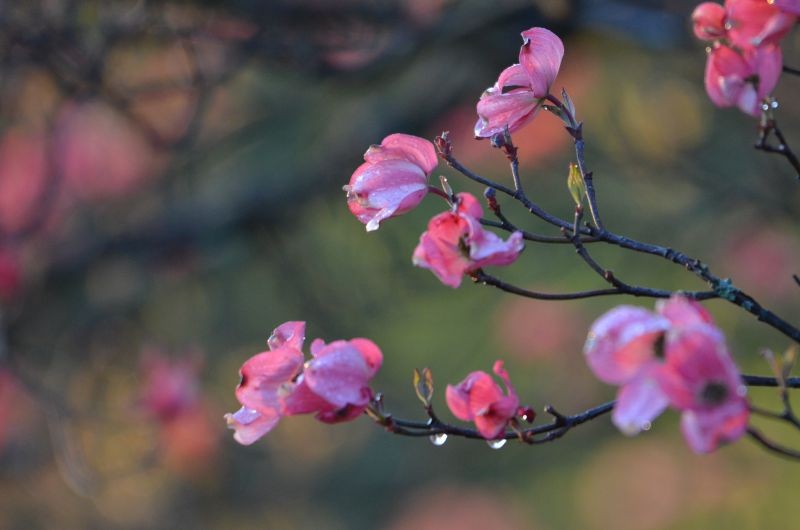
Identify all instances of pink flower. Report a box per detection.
[585,295,749,453]
[345,133,437,231]
[704,43,782,116]
[475,28,564,138]
[725,0,796,47]
[446,360,520,439]
[139,349,202,422]
[412,192,524,288]
[226,321,382,444]
[658,326,749,453]
[692,3,727,40]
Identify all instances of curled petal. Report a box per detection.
[474,88,540,138]
[704,45,748,110]
[753,44,782,100]
[584,306,671,385]
[365,133,438,175]
[267,321,306,351]
[727,0,794,47]
[303,341,373,409]
[465,217,524,268]
[496,63,531,90]
[691,2,727,40]
[455,192,483,219]
[225,406,280,445]
[519,27,564,97]
[346,159,429,232]
[446,375,479,421]
[680,399,749,453]
[350,338,383,377]
[612,366,669,436]
[655,295,714,328]
[235,348,304,411]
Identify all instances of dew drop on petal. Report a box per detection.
[486,438,507,450]
[737,385,747,397]
[641,421,652,432]
[429,433,448,446]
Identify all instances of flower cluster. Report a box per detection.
[446,360,520,439]
[474,28,564,138]
[692,0,797,116]
[226,321,382,445]
[412,192,524,288]
[584,295,749,453]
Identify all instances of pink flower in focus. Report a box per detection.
[658,326,749,453]
[345,133,437,231]
[725,0,796,47]
[585,295,749,453]
[692,3,727,40]
[412,192,524,288]
[475,28,564,138]
[226,321,383,445]
[225,321,305,445]
[704,43,782,116]
[446,360,520,439]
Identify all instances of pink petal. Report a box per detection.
[727,0,794,47]
[584,306,671,385]
[412,212,471,288]
[281,377,331,415]
[310,338,326,357]
[691,2,727,40]
[446,377,476,421]
[267,321,306,351]
[496,64,531,90]
[303,341,373,408]
[474,88,540,138]
[680,399,749,453]
[315,403,368,424]
[235,348,304,411]
[225,406,280,445]
[465,372,506,417]
[753,44,782,101]
[519,28,564,98]
[346,159,429,232]
[465,217,524,269]
[704,45,748,109]
[455,192,483,219]
[659,325,742,410]
[474,410,510,440]
[612,367,669,436]
[655,295,714,328]
[350,338,383,377]
[364,133,438,175]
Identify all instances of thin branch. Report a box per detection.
[747,428,800,460]
[783,65,800,76]
[755,117,800,180]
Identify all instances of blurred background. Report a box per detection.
[1,0,800,528]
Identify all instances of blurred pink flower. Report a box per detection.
[226,321,382,444]
[412,192,523,288]
[585,295,748,452]
[721,228,799,300]
[139,349,202,422]
[692,3,727,40]
[0,129,48,235]
[446,360,520,439]
[345,133,437,231]
[475,27,564,138]
[704,43,781,116]
[658,326,749,453]
[0,249,22,302]
[55,101,157,201]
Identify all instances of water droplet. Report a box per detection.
[761,103,770,111]
[521,414,530,422]
[771,100,779,109]
[486,439,507,450]
[429,433,448,446]
[737,384,747,397]
[641,421,652,431]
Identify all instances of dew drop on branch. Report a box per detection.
[486,439,507,450]
[429,433,448,446]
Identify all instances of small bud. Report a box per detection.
[567,162,585,207]
[439,175,456,203]
[561,88,576,122]
[413,367,434,407]
[783,345,797,382]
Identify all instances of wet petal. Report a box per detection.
[612,368,669,436]
[267,321,306,351]
[225,406,280,445]
[519,27,564,97]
